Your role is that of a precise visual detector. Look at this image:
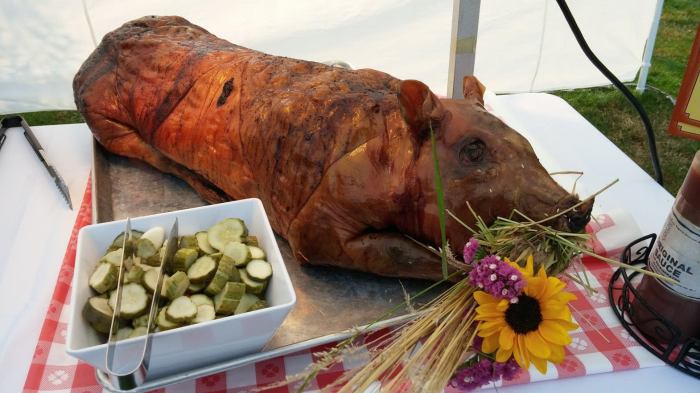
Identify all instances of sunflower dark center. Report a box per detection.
[505,294,542,334]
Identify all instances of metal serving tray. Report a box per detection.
[91,140,443,391]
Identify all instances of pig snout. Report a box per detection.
[558,195,594,233]
[515,191,593,233]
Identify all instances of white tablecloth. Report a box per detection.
[0,123,91,390]
[1,94,697,391]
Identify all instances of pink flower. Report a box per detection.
[449,358,520,391]
[467,255,524,301]
[462,238,480,264]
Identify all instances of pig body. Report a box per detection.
[74,16,592,280]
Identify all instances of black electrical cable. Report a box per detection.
[555,0,664,185]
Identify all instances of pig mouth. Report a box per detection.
[554,194,594,233]
[516,194,593,233]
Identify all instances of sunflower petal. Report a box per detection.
[541,300,575,320]
[525,255,534,276]
[477,324,504,337]
[506,258,521,272]
[557,319,579,331]
[549,344,565,363]
[513,335,529,369]
[475,305,506,319]
[542,277,566,299]
[497,299,510,311]
[531,356,548,374]
[475,313,502,321]
[496,346,513,362]
[525,331,551,359]
[541,304,570,321]
[474,291,497,305]
[536,265,547,279]
[553,291,577,303]
[479,319,506,331]
[541,300,566,311]
[538,320,572,345]
[524,277,547,299]
[482,332,499,353]
[499,326,515,350]
[476,303,505,314]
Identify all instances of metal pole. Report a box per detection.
[447,0,481,99]
[636,0,664,93]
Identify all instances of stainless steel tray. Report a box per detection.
[91,140,443,391]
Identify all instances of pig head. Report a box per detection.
[287,77,593,280]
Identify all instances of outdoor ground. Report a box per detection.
[4,0,699,194]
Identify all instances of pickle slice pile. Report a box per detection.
[83,218,273,341]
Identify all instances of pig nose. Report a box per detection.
[564,198,593,232]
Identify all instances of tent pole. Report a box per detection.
[636,0,664,93]
[447,0,481,99]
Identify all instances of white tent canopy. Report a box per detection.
[0,0,659,113]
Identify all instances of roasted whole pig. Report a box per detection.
[74,16,593,280]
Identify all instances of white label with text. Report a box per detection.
[649,207,700,300]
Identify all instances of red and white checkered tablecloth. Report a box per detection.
[23,181,665,392]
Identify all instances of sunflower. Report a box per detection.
[474,256,578,373]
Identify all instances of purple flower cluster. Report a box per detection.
[449,358,521,391]
[468,255,524,302]
[462,238,480,265]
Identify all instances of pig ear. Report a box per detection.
[462,76,485,105]
[398,80,445,135]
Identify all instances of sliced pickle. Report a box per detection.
[108,283,149,319]
[165,271,190,300]
[170,248,198,272]
[187,256,217,284]
[191,304,216,324]
[239,269,267,296]
[190,294,214,307]
[223,242,250,267]
[207,218,247,251]
[196,231,216,254]
[165,296,197,323]
[83,296,114,334]
[234,293,260,315]
[204,268,229,296]
[213,282,245,315]
[89,262,119,294]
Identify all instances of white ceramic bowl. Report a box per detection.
[66,199,296,378]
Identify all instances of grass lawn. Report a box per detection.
[3,1,698,194]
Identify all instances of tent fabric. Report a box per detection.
[0,0,658,113]
[475,0,658,93]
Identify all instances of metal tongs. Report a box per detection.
[105,217,178,389]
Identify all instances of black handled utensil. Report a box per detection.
[0,115,73,209]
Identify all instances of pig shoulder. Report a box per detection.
[237,58,402,235]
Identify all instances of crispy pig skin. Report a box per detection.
[75,16,592,280]
[75,16,400,234]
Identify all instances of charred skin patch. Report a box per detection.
[217,78,234,107]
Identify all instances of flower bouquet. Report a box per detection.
[268,135,670,393]
[270,198,671,392]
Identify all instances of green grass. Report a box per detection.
[553,0,700,194]
[2,110,84,126]
[3,0,698,194]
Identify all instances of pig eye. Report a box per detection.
[459,139,485,163]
